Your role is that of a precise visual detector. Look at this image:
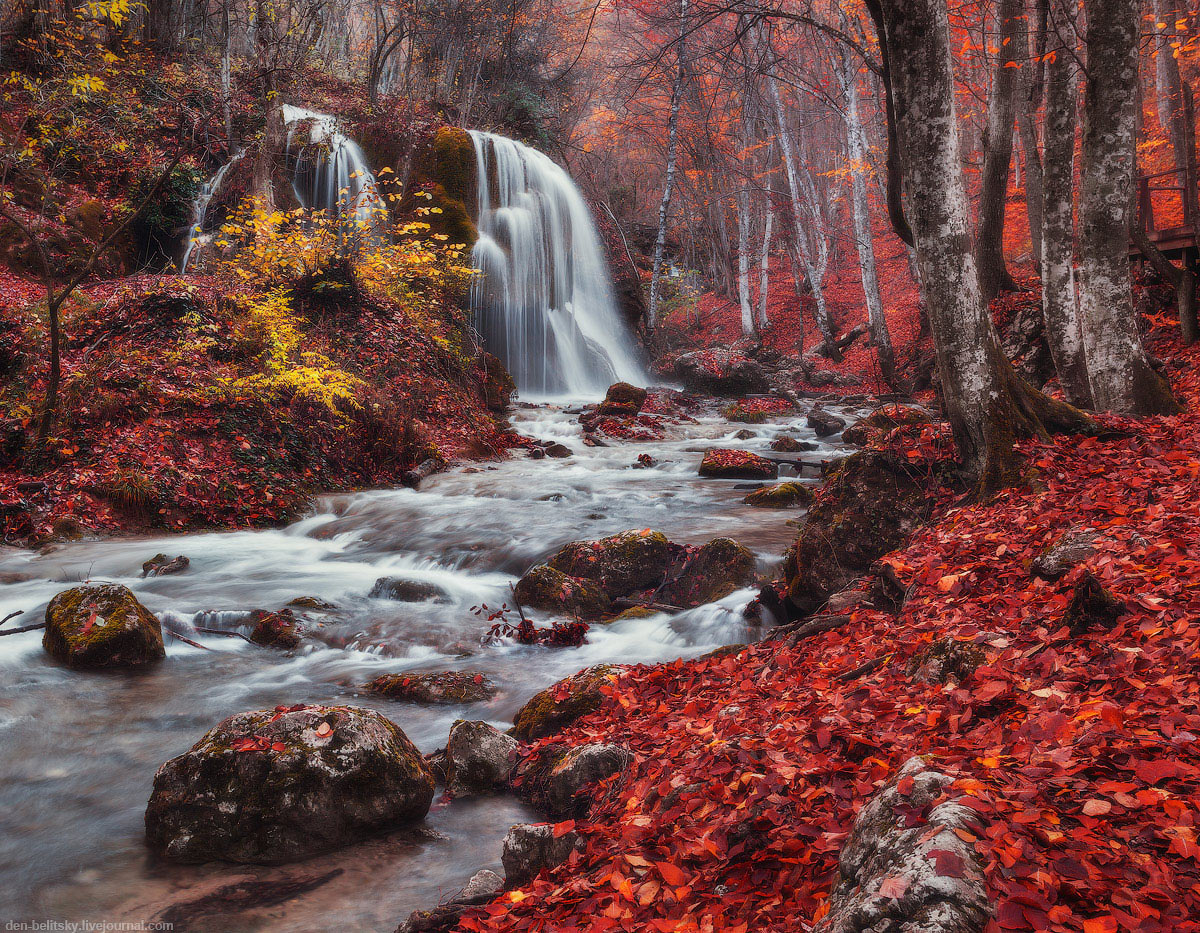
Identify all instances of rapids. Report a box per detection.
[0,400,855,931]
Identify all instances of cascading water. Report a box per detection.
[469,131,646,397]
[179,148,245,274]
[283,104,385,226]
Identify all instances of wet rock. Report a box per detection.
[657,538,756,608]
[511,665,621,741]
[674,349,770,396]
[842,406,932,445]
[722,401,768,423]
[598,382,647,417]
[142,553,190,577]
[287,596,337,611]
[1032,530,1098,582]
[770,435,817,452]
[908,637,987,685]
[512,565,612,621]
[501,823,580,886]
[813,757,991,933]
[806,407,847,437]
[248,608,302,649]
[742,481,814,509]
[634,453,656,468]
[364,671,496,705]
[548,529,672,598]
[527,447,546,460]
[481,352,515,412]
[369,577,449,603]
[544,443,572,458]
[1063,571,1125,635]
[733,428,756,440]
[145,704,435,864]
[395,870,504,932]
[698,448,779,480]
[43,584,165,669]
[445,720,518,795]
[522,743,635,819]
[783,451,932,619]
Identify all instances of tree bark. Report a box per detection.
[975,0,1023,303]
[1077,0,1180,413]
[881,0,1092,489]
[838,50,896,385]
[647,0,687,333]
[1039,2,1092,406]
[1018,0,1047,269]
[757,207,773,329]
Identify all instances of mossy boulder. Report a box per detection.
[783,451,932,619]
[511,665,622,741]
[369,577,449,603]
[425,182,478,247]
[432,126,476,205]
[842,406,932,445]
[806,408,847,437]
[519,742,635,819]
[513,565,612,620]
[722,401,768,423]
[770,435,817,453]
[444,720,518,796]
[248,609,302,650]
[657,538,757,608]
[43,584,165,669]
[743,482,814,509]
[547,530,673,597]
[481,352,516,412]
[599,382,647,417]
[145,704,435,864]
[699,448,779,480]
[364,671,496,705]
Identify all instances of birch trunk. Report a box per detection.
[757,208,773,329]
[975,0,1022,303]
[765,64,840,357]
[1018,0,1047,269]
[647,0,687,333]
[839,53,896,385]
[1077,0,1180,413]
[1040,10,1092,407]
[736,185,755,335]
[881,0,1091,487]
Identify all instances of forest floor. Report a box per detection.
[463,313,1200,933]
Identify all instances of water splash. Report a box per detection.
[468,131,646,398]
[282,105,385,226]
[180,148,245,274]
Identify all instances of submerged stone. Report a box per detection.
[364,671,496,705]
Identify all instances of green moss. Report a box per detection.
[511,665,620,741]
[425,182,478,248]
[742,482,814,509]
[43,584,165,668]
[722,402,768,423]
[432,127,476,205]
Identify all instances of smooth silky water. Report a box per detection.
[0,402,857,932]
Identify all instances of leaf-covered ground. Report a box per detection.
[461,325,1200,933]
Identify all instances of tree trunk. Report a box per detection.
[839,51,896,385]
[1039,2,1092,407]
[736,185,755,336]
[1077,0,1180,413]
[881,0,1091,489]
[757,207,773,329]
[1018,0,1047,269]
[975,0,1023,303]
[647,0,687,333]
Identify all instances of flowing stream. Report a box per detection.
[0,400,857,932]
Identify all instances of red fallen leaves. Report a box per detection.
[229,736,288,753]
[457,328,1200,933]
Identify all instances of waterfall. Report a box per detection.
[180,149,245,274]
[282,105,384,226]
[468,131,646,397]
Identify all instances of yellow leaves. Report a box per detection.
[68,73,107,97]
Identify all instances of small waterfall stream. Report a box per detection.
[469,132,646,397]
[180,149,245,274]
[283,105,385,226]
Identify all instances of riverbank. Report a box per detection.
[460,320,1200,932]
[0,271,516,544]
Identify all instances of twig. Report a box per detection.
[0,622,46,637]
[1,610,23,628]
[194,626,254,644]
[509,585,530,624]
[163,626,212,651]
[774,613,851,644]
[836,653,893,683]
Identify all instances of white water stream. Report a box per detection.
[0,401,855,931]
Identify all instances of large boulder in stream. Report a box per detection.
[547,529,673,597]
[656,538,756,608]
[444,720,518,795]
[699,448,778,480]
[512,565,612,620]
[783,450,932,619]
[43,584,165,669]
[598,382,647,417]
[511,665,623,741]
[145,704,435,864]
[743,481,814,509]
[364,671,496,705]
[673,349,770,396]
[502,822,581,886]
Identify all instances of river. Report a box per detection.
[0,398,855,932]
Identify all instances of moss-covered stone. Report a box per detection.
[743,482,814,509]
[248,608,302,650]
[721,402,768,423]
[513,565,612,620]
[599,382,647,417]
[432,127,476,205]
[842,406,932,445]
[43,584,165,669]
[770,435,817,453]
[657,538,757,608]
[511,665,622,741]
[481,352,515,412]
[364,671,496,704]
[548,530,673,597]
[425,182,478,247]
[145,704,434,864]
[611,606,658,622]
